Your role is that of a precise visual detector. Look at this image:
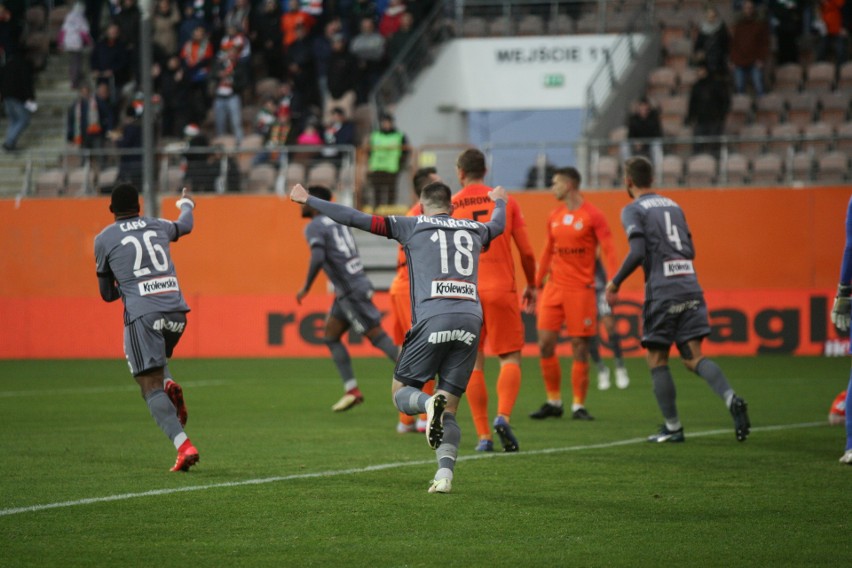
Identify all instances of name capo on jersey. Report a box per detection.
[663,259,695,277]
[138,276,180,296]
[431,279,477,300]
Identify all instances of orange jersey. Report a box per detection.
[452,183,534,293]
[537,201,617,290]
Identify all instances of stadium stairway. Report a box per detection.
[0,52,77,198]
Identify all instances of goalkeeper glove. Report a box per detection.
[831,284,851,332]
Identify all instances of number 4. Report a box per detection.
[664,211,683,251]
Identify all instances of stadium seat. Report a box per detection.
[751,153,784,185]
[352,104,373,145]
[487,16,513,36]
[766,123,800,156]
[818,91,850,124]
[772,63,803,94]
[676,67,698,96]
[212,135,237,151]
[517,15,545,36]
[324,90,356,123]
[162,166,185,190]
[838,61,852,92]
[608,126,628,158]
[664,37,692,71]
[685,154,717,187]
[461,17,488,37]
[724,153,750,185]
[666,124,693,158]
[575,13,599,34]
[647,67,678,99]
[97,166,119,193]
[285,161,306,187]
[805,62,836,93]
[66,167,93,196]
[237,134,264,173]
[660,154,684,187]
[816,152,848,184]
[594,156,619,188]
[790,152,813,182]
[755,93,785,128]
[547,14,575,34]
[34,169,65,196]
[254,78,281,102]
[725,94,753,135]
[802,122,834,155]
[786,93,817,130]
[659,95,688,136]
[736,124,768,158]
[247,164,277,193]
[307,162,338,188]
[836,122,852,154]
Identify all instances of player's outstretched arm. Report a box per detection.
[607,236,646,306]
[290,184,381,234]
[174,187,195,236]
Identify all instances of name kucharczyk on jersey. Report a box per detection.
[415,215,482,230]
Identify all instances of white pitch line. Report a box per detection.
[0,421,827,518]
[0,380,227,398]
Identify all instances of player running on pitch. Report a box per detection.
[290,181,506,493]
[94,184,199,471]
[605,157,750,443]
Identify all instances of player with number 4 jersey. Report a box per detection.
[605,157,750,444]
[94,184,199,472]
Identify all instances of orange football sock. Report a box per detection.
[465,369,491,439]
[419,379,435,421]
[496,362,521,419]
[398,412,415,426]
[571,360,590,406]
[540,356,562,401]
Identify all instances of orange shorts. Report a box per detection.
[479,289,525,355]
[389,287,412,345]
[537,284,597,337]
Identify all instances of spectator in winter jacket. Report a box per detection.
[58,3,93,89]
[693,6,730,75]
[686,65,731,158]
[1,50,36,151]
[730,0,771,95]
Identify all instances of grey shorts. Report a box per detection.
[330,289,383,334]
[641,296,710,352]
[124,312,187,376]
[394,313,482,397]
[596,288,612,317]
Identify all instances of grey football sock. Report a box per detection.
[651,366,679,423]
[694,358,735,403]
[589,335,603,366]
[393,386,430,415]
[369,331,399,362]
[326,339,355,386]
[610,333,625,367]
[145,389,184,442]
[437,413,460,473]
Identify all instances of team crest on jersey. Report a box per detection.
[562,214,574,225]
[574,220,584,231]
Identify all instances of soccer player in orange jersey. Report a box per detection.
[451,149,536,452]
[390,167,439,433]
[530,167,618,421]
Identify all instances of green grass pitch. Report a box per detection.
[0,355,849,567]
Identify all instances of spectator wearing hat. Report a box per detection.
[365,112,408,209]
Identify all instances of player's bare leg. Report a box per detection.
[136,367,198,471]
[531,329,564,419]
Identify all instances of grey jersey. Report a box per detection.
[387,213,496,324]
[305,214,373,297]
[621,193,702,302]
[94,215,190,324]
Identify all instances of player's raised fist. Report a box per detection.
[175,187,195,210]
[488,185,507,203]
[290,184,309,204]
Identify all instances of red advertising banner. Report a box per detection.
[0,289,842,359]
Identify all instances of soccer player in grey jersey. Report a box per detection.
[605,157,750,443]
[94,184,199,472]
[291,181,507,493]
[297,186,400,412]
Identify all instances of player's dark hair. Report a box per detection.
[456,148,486,179]
[412,167,437,196]
[307,185,332,201]
[110,183,140,215]
[625,156,654,188]
[555,166,581,187]
[420,181,452,211]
